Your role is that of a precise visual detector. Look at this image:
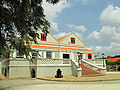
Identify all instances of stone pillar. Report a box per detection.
[77,67,82,77]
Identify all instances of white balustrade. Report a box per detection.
[38,58,71,65]
[81,59,106,73]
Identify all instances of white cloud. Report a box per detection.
[74,0,95,5]
[91,42,120,56]
[49,21,58,33]
[75,32,83,40]
[87,31,101,42]
[100,5,120,26]
[53,31,83,41]
[87,26,120,43]
[100,26,120,42]
[66,24,87,32]
[43,0,71,21]
[87,26,120,56]
[42,0,71,33]
[53,32,67,39]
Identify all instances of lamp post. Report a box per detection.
[77,52,82,68]
[102,53,105,67]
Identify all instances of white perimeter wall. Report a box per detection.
[36,66,72,77]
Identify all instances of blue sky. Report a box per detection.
[43,0,120,57]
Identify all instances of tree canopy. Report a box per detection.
[0,0,61,58]
[106,60,120,65]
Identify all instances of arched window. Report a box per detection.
[31,69,36,78]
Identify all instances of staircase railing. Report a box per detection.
[81,59,106,74]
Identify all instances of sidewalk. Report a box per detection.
[39,73,120,82]
[1,72,120,82]
[0,74,33,80]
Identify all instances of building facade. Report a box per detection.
[0,30,106,78]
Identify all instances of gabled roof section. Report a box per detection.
[57,31,86,48]
[57,34,68,42]
[36,30,59,43]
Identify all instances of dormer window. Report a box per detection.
[41,33,46,41]
[71,38,75,44]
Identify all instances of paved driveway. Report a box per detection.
[0,79,120,90]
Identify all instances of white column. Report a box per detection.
[28,52,32,59]
[13,51,17,58]
[23,55,26,58]
[38,51,42,58]
[59,52,63,59]
[70,52,74,60]
[83,53,86,59]
[43,51,46,58]
[76,55,78,61]
[77,67,82,77]
[92,54,94,59]
[52,52,55,59]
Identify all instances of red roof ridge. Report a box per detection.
[57,34,68,42]
[106,58,120,62]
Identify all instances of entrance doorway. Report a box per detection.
[4,69,7,77]
[31,69,36,78]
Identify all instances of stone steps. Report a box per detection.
[80,64,103,77]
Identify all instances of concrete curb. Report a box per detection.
[38,77,120,82]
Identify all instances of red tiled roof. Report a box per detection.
[106,58,120,62]
[57,35,68,42]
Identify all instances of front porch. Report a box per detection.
[1,57,106,78]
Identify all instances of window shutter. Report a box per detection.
[41,34,43,41]
[52,52,55,59]
[43,51,46,58]
[41,33,46,41]
[88,53,92,59]
[71,38,75,44]
[44,34,46,41]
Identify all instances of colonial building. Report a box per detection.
[0,30,106,78]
